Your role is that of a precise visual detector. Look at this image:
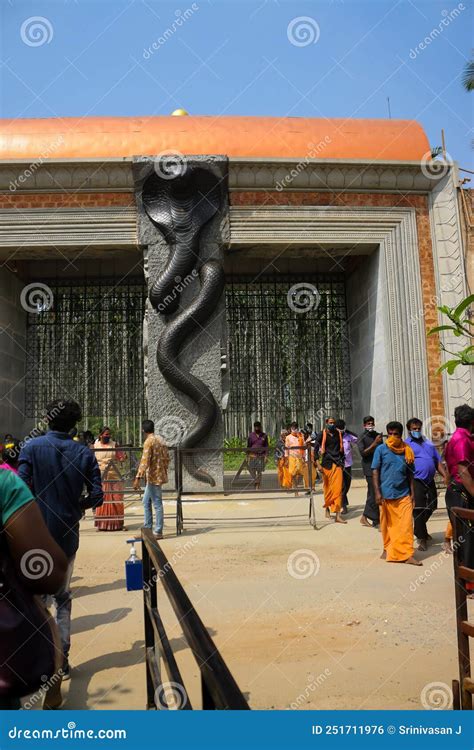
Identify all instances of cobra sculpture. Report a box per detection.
[142,163,225,486]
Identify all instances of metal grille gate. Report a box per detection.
[224,274,352,439]
[25,277,146,444]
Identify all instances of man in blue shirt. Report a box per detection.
[372,421,421,566]
[18,399,103,677]
[405,417,448,551]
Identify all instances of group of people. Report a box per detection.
[0,400,169,709]
[249,406,474,571]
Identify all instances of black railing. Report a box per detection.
[141,528,250,710]
[451,506,474,711]
[176,446,318,534]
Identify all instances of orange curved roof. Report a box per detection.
[0,116,430,161]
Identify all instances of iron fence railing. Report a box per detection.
[141,528,250,710]
[451,506,474,711]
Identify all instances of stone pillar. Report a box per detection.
[133,156,229,492]
[0,267,28,437]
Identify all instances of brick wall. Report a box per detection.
[231,190,444,420]
[0,192,134,209]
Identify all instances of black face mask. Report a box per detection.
[366,427,375,434]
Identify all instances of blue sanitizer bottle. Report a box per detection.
[125,538,143,591]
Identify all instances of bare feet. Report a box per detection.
[380,550,387,559]
[404,556,423,566]
[360,515,372,527]
[335,515,347,524]
[325,508,331,519]
[417,540,428,552]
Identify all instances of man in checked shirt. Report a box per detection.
[133,420,170,539]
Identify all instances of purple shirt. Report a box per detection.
[247,431,269,455]
[405,436,440,482]
[445,427,474,484]
[342,432,358,467]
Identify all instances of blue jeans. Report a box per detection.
[42,555,75,661]
[143,483,163,534]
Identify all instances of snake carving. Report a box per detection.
[141,161,225,486]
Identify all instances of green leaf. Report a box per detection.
[453,294,474,319]
[438,359,461,375]
[428,325,457,336]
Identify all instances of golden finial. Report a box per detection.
[171,108,189,116]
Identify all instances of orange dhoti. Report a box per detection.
[321,464,343,512]
[277,457,292,489]
[288,456,308,488]
[380,495,414,562]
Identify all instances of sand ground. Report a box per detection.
[43,480,465,711]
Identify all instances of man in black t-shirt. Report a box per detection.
[357,415,383,527]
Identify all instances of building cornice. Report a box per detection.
[228,159,452,193]
[0,157,453,194]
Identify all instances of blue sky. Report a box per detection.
[1,0,472,166]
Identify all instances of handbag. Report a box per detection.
[0,527,61,698]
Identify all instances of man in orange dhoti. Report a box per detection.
[315,417,346,524]
[371,421,421,566]
[285,423,308,496]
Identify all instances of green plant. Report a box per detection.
[428,294,474,374]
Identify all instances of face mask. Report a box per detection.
[411,430,422,439]
[366,427,375,433]
[327,424,335,430]
[102,436,111,444]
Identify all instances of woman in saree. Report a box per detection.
[93,426,126,531]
